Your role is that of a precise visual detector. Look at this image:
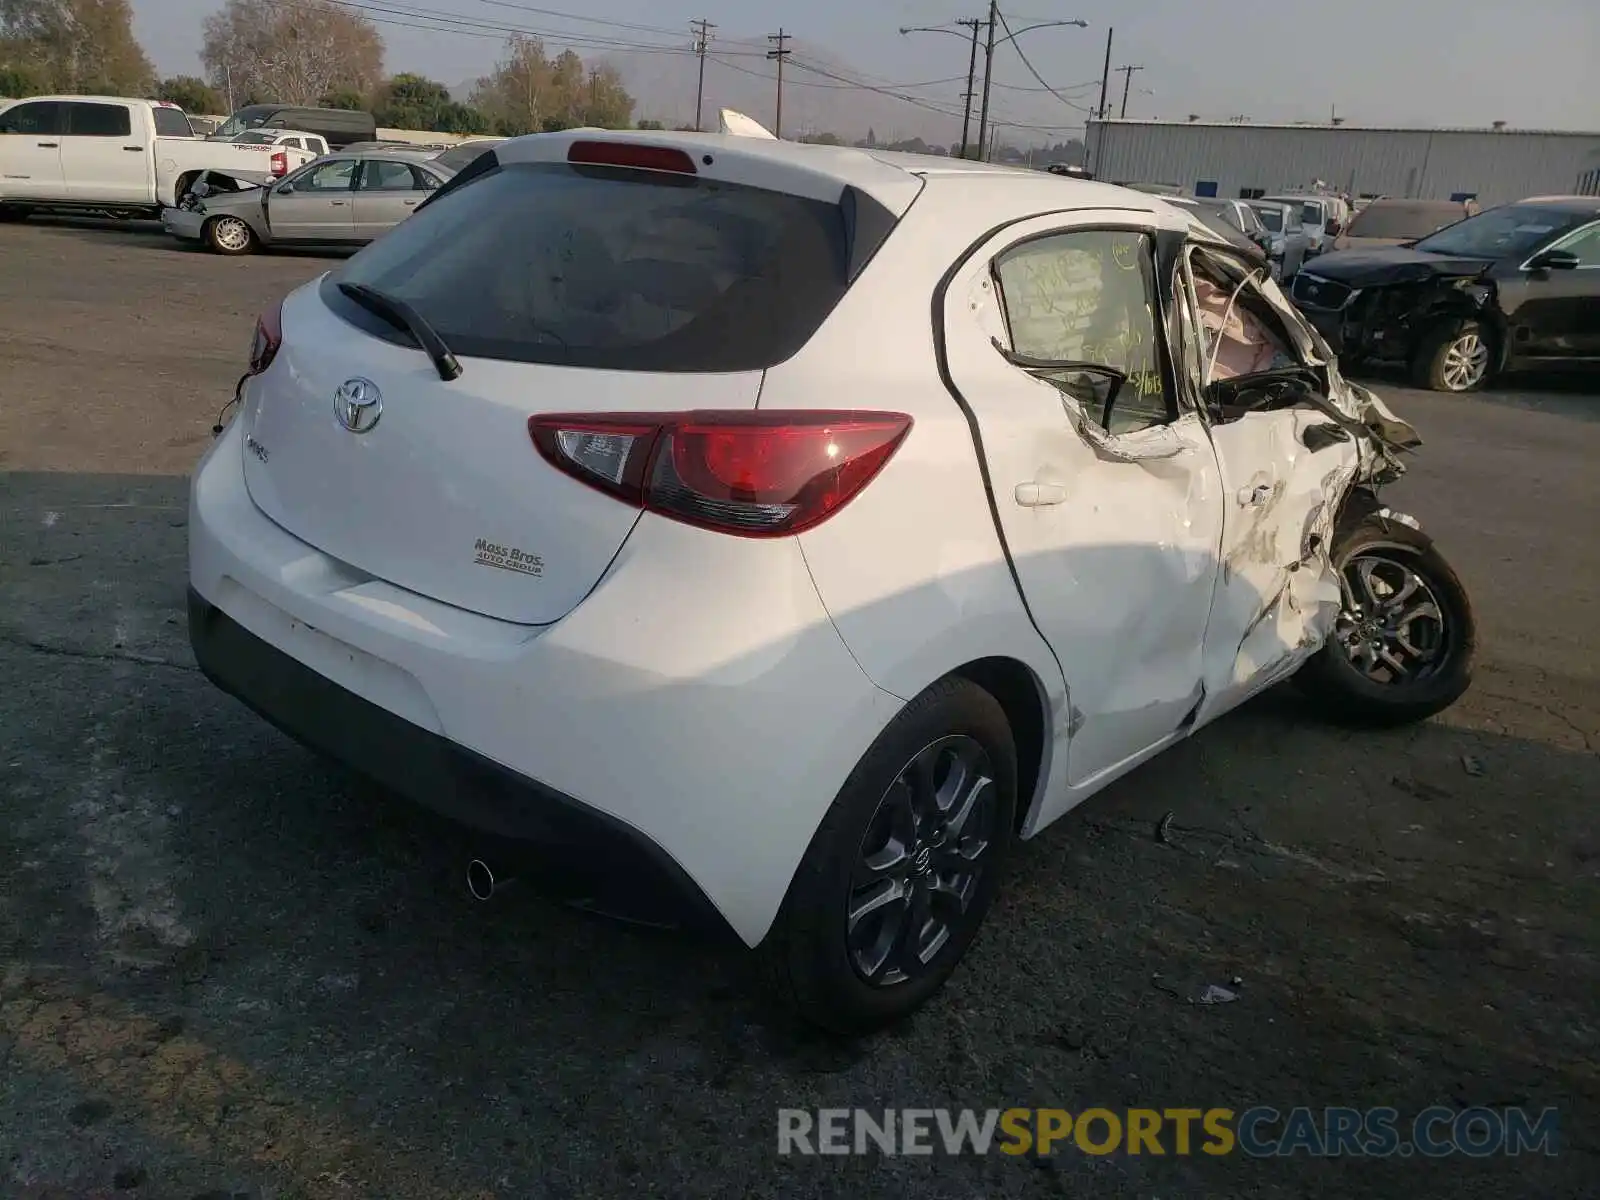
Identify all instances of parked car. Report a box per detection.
[1289,197,1600,391]
[1164,195,1272,266]
[189,132,1473,1034]
[1331,198,1479,251]
[208,103,377,149]
[162,146,452,254]
[1264,193,1348,259]
[1246,199,1311,278]
[0,95,318,220]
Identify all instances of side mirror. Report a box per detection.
[276,181,295,194]
[1527,248,1580,271]
[1325,220,1342,237]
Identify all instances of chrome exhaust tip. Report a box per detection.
[466,858,507,902]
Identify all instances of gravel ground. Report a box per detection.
[1,217,1597,1200]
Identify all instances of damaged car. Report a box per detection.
[1290,197,1600,391]
[163,146,452,255]
[188,132,1474,1034]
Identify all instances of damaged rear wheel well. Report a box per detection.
[953,657,1047,834]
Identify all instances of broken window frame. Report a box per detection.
[988,223,1181,439]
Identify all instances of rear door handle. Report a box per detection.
[1015,481,1068,507]
[36,141,58,148]
[330,200,346,206]
[123,145,143,152]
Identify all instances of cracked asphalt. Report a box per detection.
[2,218,1598,1199]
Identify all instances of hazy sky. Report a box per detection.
[131,0,1600,137]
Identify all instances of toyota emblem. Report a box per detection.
[333,378,382,433]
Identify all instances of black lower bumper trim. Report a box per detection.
[187,587,738,942]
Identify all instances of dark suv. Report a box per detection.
[1289,198,1600,392]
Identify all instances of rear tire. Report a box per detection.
[762,677,1018,1036]
[205,214,256,256]
[1295,512,1475,727]
[1413,318,1492,392]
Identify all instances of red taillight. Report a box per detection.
[246,302,282,376]
[566,139,697,175]
[528,411,912,537]
[270,150,287,176]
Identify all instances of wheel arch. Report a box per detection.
[1409,296,1507,370]
[948,656,1054,835]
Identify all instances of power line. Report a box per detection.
[766,28,792,138]
[994,8,1096,115]
[691,17,715,131]
[784,57,1084,133]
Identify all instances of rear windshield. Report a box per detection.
[324,160,854,373]
[1346,204,1462,241]
[152,106,194,137]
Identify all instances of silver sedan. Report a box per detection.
[162,148,456,256]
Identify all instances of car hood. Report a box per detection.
[1301,247,1489,288]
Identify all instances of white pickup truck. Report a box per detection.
[0,95,322,220]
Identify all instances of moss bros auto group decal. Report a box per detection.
[473,538,543,577]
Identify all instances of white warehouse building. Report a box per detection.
[1084,118,1600,207]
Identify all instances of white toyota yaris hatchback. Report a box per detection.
[188,130,1475,1033]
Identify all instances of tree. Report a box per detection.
[635,118,663,130]
[155,74,222,114]
[0,0,154,94]
[372,72,487,133]
[201,0,383,108]
[319,88,364,110]
[470,35,633,136]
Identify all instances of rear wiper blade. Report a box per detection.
[336,280,462,381]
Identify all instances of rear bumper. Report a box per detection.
[187,585,735,939]
[186,414,903,947]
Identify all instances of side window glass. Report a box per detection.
[67,103,132,137]
[0,101,63,136]
[362,159,420,191]
[1551,223,1600,266]
[992,228,1173,436]
[151,106,194,138]
[299,159,356,191]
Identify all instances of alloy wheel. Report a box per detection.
[1333,548,1449,684]
[1440,331,1489,391]
[847,735,998,987]
[211,216,251,252]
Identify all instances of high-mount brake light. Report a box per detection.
[246,301,283,376]
[565,140,697,175]
[528,411,912,537]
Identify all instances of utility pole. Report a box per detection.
[1095,26,1113,118]
[1115,64,1143,118]
[691,18,715,132]
[975,0,999,161]
[766,28,792,138]
[958,17,984,159]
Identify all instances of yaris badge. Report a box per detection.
[333,378,382,433]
